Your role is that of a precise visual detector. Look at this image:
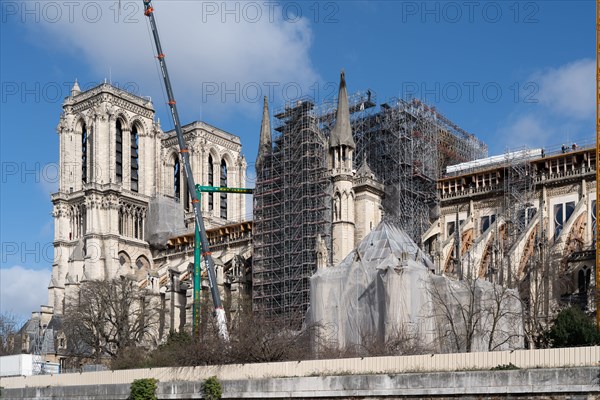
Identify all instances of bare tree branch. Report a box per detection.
[62,278,158,365]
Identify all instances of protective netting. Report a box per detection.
[145,196,186,249]
[308,221,523,353]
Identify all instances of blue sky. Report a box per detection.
[0,0,595,319]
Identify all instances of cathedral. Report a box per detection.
[45,81,249,333]
[21,71,597,367]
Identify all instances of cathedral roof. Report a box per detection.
[329,71,355,150]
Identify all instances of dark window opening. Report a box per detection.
[174,156,181,200]
[447,221,455,237]
[578,267,592,307]
[82,123,87,183]
[116,120,123,182]
[554,201,576,241]
[480,214,496,234]
[554,203,564,240]
[220,159,227,219]
[130,125,139,192]
[118,211,123,235]
[80,206,87,235]
[208,154,214,211]
[447,219,464,238]
[565,201,575,223]
[527,207,537,221]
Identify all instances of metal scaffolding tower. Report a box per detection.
[253,88,487,325]
[253,99,331,326]
[352,98,486,244]
[354,98,438,244]
[502,147,537,285]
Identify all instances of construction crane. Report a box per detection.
[193,185,253,336]
[142,0,229,340]
[596,0,600,328]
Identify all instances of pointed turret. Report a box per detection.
[257,96,272,167]
[329,71,355,149]
[356,153,375,179]
[71,79,81,97]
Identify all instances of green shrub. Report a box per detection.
[545,307,600,348]
[129,378,158,400]
[491,363,519,370]
[203,376,223,400]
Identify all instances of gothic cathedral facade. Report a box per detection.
[48,82,247,316]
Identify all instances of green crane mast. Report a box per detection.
[193,185,253,336]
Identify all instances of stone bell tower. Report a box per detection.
[49,82,159,313]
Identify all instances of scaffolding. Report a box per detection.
[351,98,487,244]
[253,99,331,326]
[434,104,488,169]
[350,98,436,244]
[253,90,487,325]
[502,146,537,285]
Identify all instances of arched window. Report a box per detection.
[118,207,124,235]
[116,120,123,182]
[220,159,227,219]
[136,255,150,271]
[578,266,592,306]
[81,122,87,183]
[118,251,131,269]
[134,209,140,239]
[208,154,214,211]
[173,156,181,200]
[80,205,87,235]
[130,125,139,192]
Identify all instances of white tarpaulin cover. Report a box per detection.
[309,221,523,353]
[145,196,187,249]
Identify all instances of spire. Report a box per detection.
[71,79,81,96]
[257,96,272,165]
[329,70,355,149]
[356,152,375,179]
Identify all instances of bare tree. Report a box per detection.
[352,326,431,357]
[62,278,158,364]
[0,312,21,356]
[130,295,322,369]
[518,249,554,349]
[427,277,478,352]
[428,276,523,353]
[482,282,523,351]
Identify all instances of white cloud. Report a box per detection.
[497,114,548,150]
[0,266,51,320]
[494,58,595,154]
[533,58,595,120]
[25,1,318,120]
